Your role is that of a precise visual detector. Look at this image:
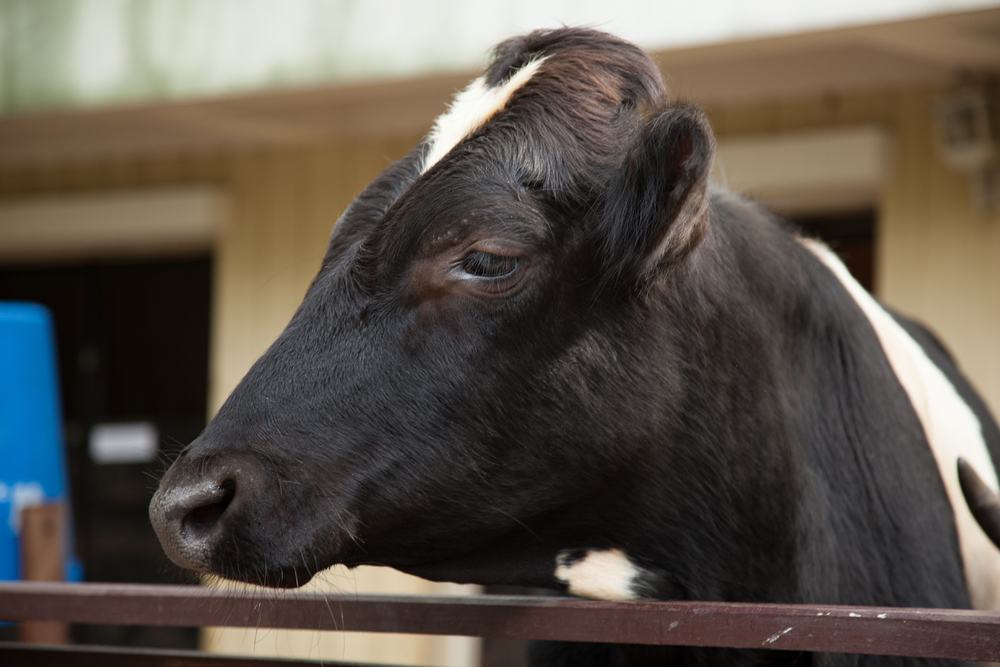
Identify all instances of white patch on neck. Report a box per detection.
[554,548,646,601]
[799,237,1000,610]
[420,57,547,175]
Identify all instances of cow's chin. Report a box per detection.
[225,535,383,590]
[155,526,337,589]
[209,562,317,589]
[197,543,346,589]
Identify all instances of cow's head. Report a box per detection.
[150,28,715,600]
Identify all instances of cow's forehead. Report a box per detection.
[391,170,551,256]
[418,31,668,199]
[420,57,548,176]
[339,30,669,281]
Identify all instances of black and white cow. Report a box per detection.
[150,29,1000,666]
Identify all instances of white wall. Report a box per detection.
[5,0,997,113]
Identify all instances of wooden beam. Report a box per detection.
[0,187,227,263]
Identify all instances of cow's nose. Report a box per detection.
[149,454,258,572]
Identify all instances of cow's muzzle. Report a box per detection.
[149,451,265,574]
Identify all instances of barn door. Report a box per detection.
[0,257,211,649]
[791,209,875,293]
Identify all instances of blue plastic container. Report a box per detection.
[0,302,73,581]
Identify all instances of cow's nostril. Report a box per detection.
[181,480,236,537]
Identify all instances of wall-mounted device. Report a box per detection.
[936,83,999,214]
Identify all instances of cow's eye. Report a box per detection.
[462,251,519,279]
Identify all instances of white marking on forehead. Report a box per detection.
[420,57,547,175]
[799,237,1000,610]
[554,548,646,601]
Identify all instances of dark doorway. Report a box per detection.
[0,257,211,649]
[790,209,876,293]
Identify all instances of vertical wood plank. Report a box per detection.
[19,503,68,645]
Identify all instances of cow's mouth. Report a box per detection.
[151,451,322,586]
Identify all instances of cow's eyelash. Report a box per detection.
[461,251,520,279]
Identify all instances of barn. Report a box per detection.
[1,3,999,666]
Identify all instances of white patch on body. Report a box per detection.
[799,237,1000,610]
[554,548,646,601]
[420,58,547,174]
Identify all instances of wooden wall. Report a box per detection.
[880,88,1000,417]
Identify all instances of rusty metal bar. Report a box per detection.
[1,582,999,661]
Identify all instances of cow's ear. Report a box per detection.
[596,104,714,284]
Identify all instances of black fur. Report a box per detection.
[150,29,994,667]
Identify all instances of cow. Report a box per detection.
[150,28,1000,666]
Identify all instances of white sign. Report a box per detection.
[89,422,159,464]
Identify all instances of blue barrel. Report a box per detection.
[0,302,72,581]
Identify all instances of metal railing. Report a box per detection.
[1,581,999,665]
